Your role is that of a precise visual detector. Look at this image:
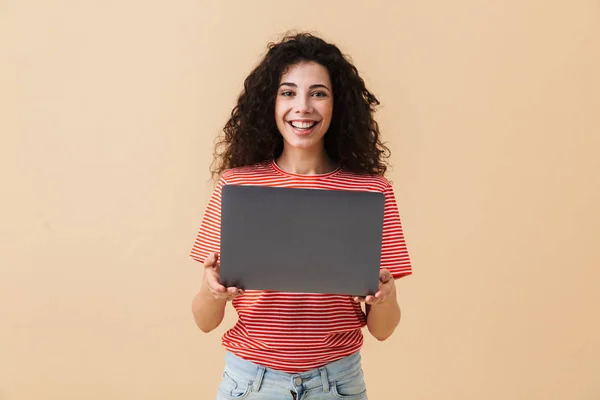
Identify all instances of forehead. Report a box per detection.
[280,62,331,84]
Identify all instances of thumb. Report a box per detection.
[380,269,393,283]
[211,252,221,272]
[203,252,219,268]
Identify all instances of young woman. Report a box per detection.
[190,32,412,400]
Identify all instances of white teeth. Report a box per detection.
[290,121,316,129]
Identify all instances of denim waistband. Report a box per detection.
[223,351,362,392]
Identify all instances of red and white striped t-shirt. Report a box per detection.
[189,160,412,373]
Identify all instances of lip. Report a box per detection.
[287,120,319,136]
[287,119,319,126]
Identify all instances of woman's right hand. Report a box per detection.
[202,252,244,301]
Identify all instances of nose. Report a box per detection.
[294,95,313,114]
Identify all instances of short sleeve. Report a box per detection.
[189,175,228,264]
[381,183,412,279]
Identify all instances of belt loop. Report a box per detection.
[252,366,266,393]
[319,367,330,393]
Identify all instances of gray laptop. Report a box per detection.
[219,184,385,296]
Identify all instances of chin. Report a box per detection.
[283,136,324,150]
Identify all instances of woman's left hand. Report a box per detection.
[353,269,396,305]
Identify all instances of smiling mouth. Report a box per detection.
[288,120,318,130]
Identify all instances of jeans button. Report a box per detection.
[294,376,302,386]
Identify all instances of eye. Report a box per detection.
[312,91,328,97]
[280,91,294,97]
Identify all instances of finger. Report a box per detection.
[203,252,218,268]
[209,286,226,296]
[374,287,392,303]
[215,284,227,293]
[379,269,393,283]
[211,288,231,299]
[206,273,226,293]
[225,292,241,301]
[353,296,365,303]
[366,295,383,305]
[213,292,232,301]
[227,287,239,295]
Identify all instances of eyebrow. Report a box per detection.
[279,82,331,91]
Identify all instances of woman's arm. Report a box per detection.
[365,284,401,341]
[355,269,401,341]
[191,252,243,333]
[191,282,227,333]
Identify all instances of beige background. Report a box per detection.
[1,1,599,399]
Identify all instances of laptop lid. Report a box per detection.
[219,184,385,296]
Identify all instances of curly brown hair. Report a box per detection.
[211,32,390,179]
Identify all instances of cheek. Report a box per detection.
[274,97,291,116]
[320,102,333,122]
[274,98,283,115]
[274,102,282,118]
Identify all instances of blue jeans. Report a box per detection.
[216,351,368,400]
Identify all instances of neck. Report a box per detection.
[276,145,337,175]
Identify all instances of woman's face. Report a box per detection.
[275,62,333,152]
